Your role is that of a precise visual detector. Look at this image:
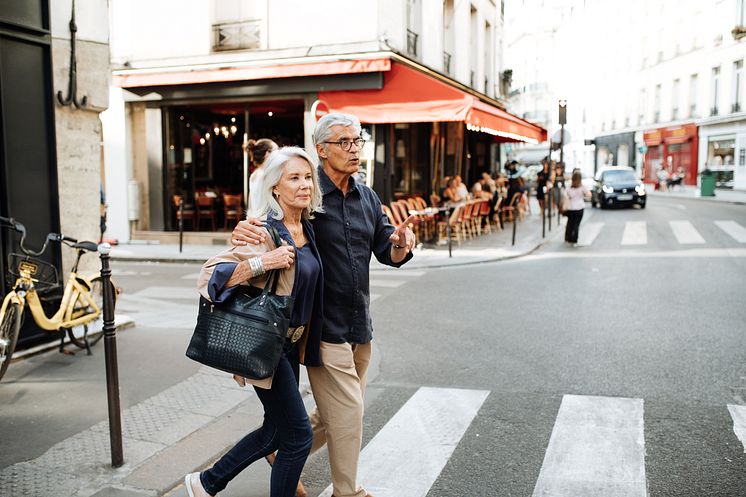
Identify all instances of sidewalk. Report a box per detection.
[647,186,746,204]
[112,205,564,270]
[0,205,563,497]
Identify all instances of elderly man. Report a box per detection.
[232,113,415,497]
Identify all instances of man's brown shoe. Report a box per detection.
[265,453,308,497]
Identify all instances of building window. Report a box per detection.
[707,135,736,188]
[733,60,743,113]
[484,21,493,96]
[689,73,698,117]
[406,0,421,58]
[739,0,746,26]
[443,0,455,74]
[638,88,647,124]
[654,84,662,122]
[212,1,264,52]
[672,78,680,120]
[469,5,477,89]
[711,66,720,116]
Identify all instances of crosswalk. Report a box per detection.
[310,388,746,497]
[574,219,746,248]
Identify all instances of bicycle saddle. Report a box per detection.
[73,241,99,252]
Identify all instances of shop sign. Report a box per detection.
[311,100,330,121]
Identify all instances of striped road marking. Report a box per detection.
[576,222,604,246]
[318,387,489,497]
[621,221,647,245]
[715,220,746,243]
[532,395,647,497]
[669,220,705,244]
[372,269,428,277]
[728,404,746,452]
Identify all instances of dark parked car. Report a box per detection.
[591,167,646,209]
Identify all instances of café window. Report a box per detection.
[393,123,428,198]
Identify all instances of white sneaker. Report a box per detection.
[185,472,213,497]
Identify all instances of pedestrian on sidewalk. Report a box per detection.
[564,170,589,246]
[245,138,279,215]
[231,113,416,497]
[187,147,325,497]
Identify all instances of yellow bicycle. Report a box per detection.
[0,216,116,381]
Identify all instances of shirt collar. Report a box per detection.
[318,166,358,196]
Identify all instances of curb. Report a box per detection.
[648,191,746,206]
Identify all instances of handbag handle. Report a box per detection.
[260,225,284,296]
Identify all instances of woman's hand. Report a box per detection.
[260,244,296,270]
[231,218,266,246]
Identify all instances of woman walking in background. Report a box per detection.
[246,138,278,215]
[564,170,589,247]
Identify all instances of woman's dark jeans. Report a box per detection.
[200,353,313,497]
[565,208,584,243]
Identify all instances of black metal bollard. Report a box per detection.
[98,242,124,468]
[512,212,517,246]
[446,206,454,258]
[178,199,184,253]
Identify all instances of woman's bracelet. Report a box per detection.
[247,256,265,278]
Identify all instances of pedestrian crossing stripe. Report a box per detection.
[576,221,604,246]
[715,220,746,243]
[532,395,647,497]
[621,221,647,245]
[668,220,705,244]
[727,404,746,453]
[317,387,489,497]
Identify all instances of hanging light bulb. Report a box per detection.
[200,138,206,145]
[268,111,273,117]
[230,125,238,134]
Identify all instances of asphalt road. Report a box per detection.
[2,195,745,497]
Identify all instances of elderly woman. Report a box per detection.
[186,147,324,497]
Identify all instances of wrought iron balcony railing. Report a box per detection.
[212,20,261,51]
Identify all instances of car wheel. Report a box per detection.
[639,202,646,209]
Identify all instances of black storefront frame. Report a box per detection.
[0,1,64,349]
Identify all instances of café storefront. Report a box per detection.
[111,54,545,242]
[642,124,698,186]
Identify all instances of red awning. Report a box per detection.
[319,63,546,144]
[114,58,391,88]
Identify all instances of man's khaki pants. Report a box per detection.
[308,341,371,497]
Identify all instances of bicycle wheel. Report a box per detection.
[0,303,21,381]
[68,277,116,349]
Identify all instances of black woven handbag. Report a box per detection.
[186,227,294,380]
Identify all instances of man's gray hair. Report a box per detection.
[250,146,324,221]
[313,113,362,146]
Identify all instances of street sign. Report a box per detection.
[311,100,330,121]
[639,145,648,154]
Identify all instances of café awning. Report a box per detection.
[319,62,546,144]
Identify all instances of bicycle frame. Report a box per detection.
[2,267,101,332]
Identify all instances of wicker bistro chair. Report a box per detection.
[394,200,422,241]
[195,193,218,231]
[492,197,504,231]
[476,200,491,235]
[222,194,243,230]
[406,197,435,241]
[458,201,475,240]
[382,204,397,225]
[437,204,464,245]
[172,194,195,230]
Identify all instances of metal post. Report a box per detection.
[542,186,546,238]
[98,243,124,468]
[511,212,517,246]
[178,198,184,253]
[446,206,453,258]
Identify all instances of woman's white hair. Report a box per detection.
[313,113,362,147]
[249,146,323,220]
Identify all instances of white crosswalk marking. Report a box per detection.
[532,395,647,497]
[669,220,705,244]
[727,404,746,453]
[132,286,198,300]
[715,220,746,243]
[576,222,604,246]
[318,387,489,497]
[621,221,647,245]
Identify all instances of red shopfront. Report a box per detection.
[643,124,698,186]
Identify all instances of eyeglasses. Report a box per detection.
[322,138,366,151]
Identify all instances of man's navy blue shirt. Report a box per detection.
[312,167,412,344]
